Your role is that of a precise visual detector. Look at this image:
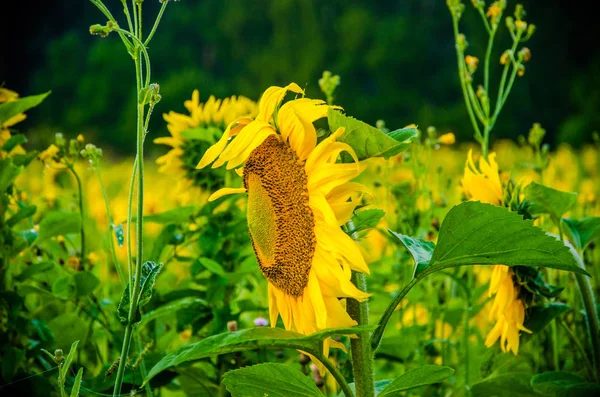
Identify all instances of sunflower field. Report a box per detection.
[1,1,600,396]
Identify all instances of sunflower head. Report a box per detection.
[155,90,258,191]
[197,83,371,359]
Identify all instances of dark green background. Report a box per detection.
[2,0,598,156]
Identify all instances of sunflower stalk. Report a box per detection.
[88,1,169,396]
[345,221,375,397]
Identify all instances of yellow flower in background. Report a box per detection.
[462,149,502,205]
[198,83,370,360]
[438,132,456,145]
[485,266,532,354]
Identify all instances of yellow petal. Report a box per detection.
[207,187,246,202]
[257,83,304,122]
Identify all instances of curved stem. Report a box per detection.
[144,1,169,46]
[314,351,355,397]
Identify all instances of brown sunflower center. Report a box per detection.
[243,135,316,297]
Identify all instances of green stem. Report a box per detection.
[89,0,133,52]
[451,17,483,143]
[95,166,126,287]
[115,28,151,87]
[120,0,135,34]
[144,0,169,46]
[483,26,497,95]
[466,83,487,125]
[68,166,85,263]
[464,267,472,393]
[126,156,137,287]
[112,322,134,396]
[314,351,355,397]
[560,319,595,380]
[135,334,153,397]
[575,270,600,381]
[347,271,375,397]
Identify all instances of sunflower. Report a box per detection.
[462,150,531,354]
[154,90,257,203]
[197,83,370,357]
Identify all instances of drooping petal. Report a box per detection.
[257,83,304,123]
[196,117,253,169]
[207,187,246,202]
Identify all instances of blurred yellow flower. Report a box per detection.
[438,132,456,145]
[462,150,502,205]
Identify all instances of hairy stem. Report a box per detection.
[68,166,85,263]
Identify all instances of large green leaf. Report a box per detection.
[223,363,322,397]
[37,211,82,242]
[530,371,600,397]
[144,325,373,384]
[562,217,600,252]
[523,182,577,221]
[426,202,586,276]
[328,109,415,161]
[0,91,51,125]
[378,365,454,396]
[388,232,435,277]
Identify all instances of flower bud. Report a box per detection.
[77,134,84,143]
[527,123,546,147]
[438,132,456,145]
[514,4,526,20]
[526,24,536,38]
[227,320,238,332]
[505,16,515,32]
[457,33,468,51]
[517,64,525,77]
[515,20,527,33]
[500,50,511,65]
[54,349,64,362]
[253,317,268,327]
[465,55,479,73]
[471,0,484,10]
[376,119,386,130]
[518,47,531,62]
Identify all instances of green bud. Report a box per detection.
[55,349,64,363]
[55,132,66,147]
[376,119,386,130]
[526,24,536,39]
[457,33,468,51]
[426,126,437,139]
[528,123,546,147]
[505,16,515,32]
[514,4,526,20]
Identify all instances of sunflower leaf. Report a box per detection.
[562,217,600,252]
[223,363,322,397]
[521,182,577,222]
[530,371,600,396]
[378,365,455,397]
[426,201,586,276]
[348,208,385,235]
[328,109,414,161]
[388,232,435,277]
[143,325,374,385]
[520,303,571,345]
[0,91,51,126]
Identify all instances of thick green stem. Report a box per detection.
[68,166,85,263]
[575,270,600,381]
[112,322,134,395]
[347,271,374,397]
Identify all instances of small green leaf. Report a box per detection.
[72,272,100,297]
[0,158,22,193]
[387,126,418,143]
[1,134,27,152]
[195,257,226,277]
[143,206,196,224]
[113,224,125,247]
[348,208,386,235]
[11,151,39,167]
[388,232,435,277]
[328,109,414,161]
[144,325,374,384]
[37,211,82,242]
[562,217,600,252]
[52,275,76,300]
[138,261,163,307]
[70,367,84,397]
[0,91,51,125]
[521,303,571,344]
[426,202,586,276]
[223,363,323,397]
[6,204,36,227]
[530,371,600,397]
[523,182,577,221]
[140,297,208,327]
[61,340,80,384]
[117,261,163,325]
[378,365,454,397]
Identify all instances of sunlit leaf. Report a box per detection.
[389,232,435,277]
[347,208,385,235]
[1,134,27,152]
[328,109,414,161]
[377,366,454,397]
[223,363,322,397]
[522,182,577,222]
[0,91,51,125]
